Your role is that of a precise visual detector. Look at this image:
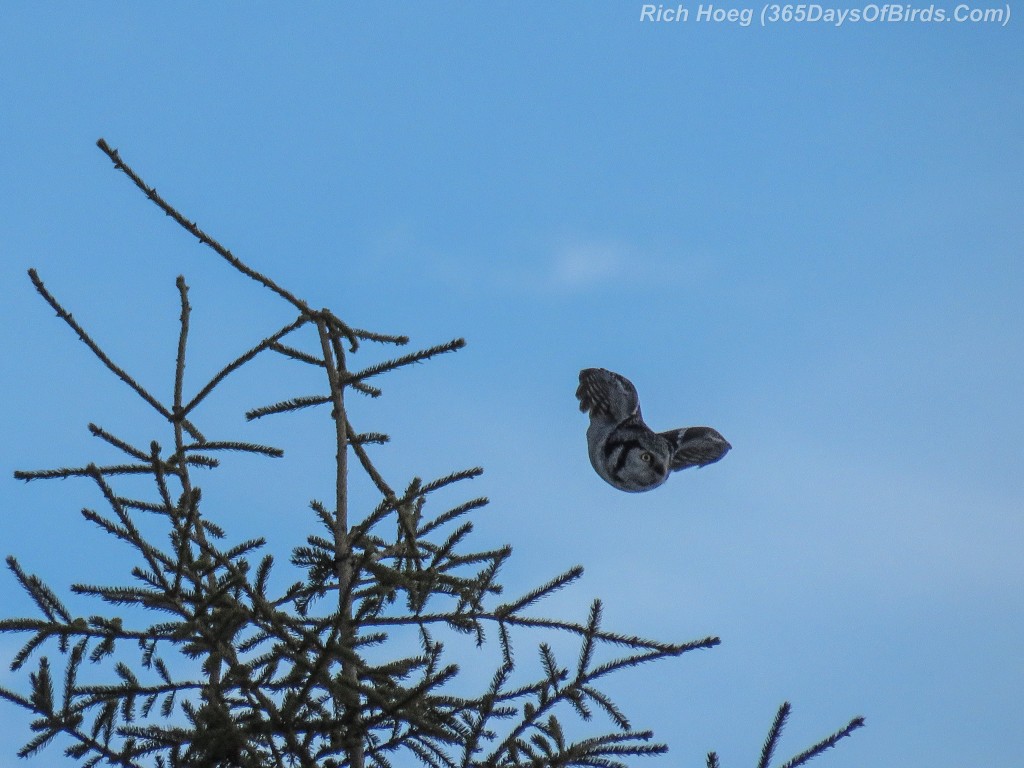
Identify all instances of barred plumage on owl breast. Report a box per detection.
[576,368,731,493]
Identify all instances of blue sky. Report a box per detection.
[1,3,1021,766]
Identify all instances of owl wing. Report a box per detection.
[576,368,640,422]
[659,426,731,471]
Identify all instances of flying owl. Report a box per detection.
[576,367,731,493]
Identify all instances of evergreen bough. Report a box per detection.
[2,139,864,767]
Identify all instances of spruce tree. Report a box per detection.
[2,139,863,767]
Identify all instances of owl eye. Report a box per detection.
[640,451,652,462]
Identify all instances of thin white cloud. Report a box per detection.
[549,242,629,288]
[544,239,715,294]
[365,226,712,297]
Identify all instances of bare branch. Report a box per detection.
[96,138,313,315]
[27,268,173,422]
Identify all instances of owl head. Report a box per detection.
[599,423,674,493]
